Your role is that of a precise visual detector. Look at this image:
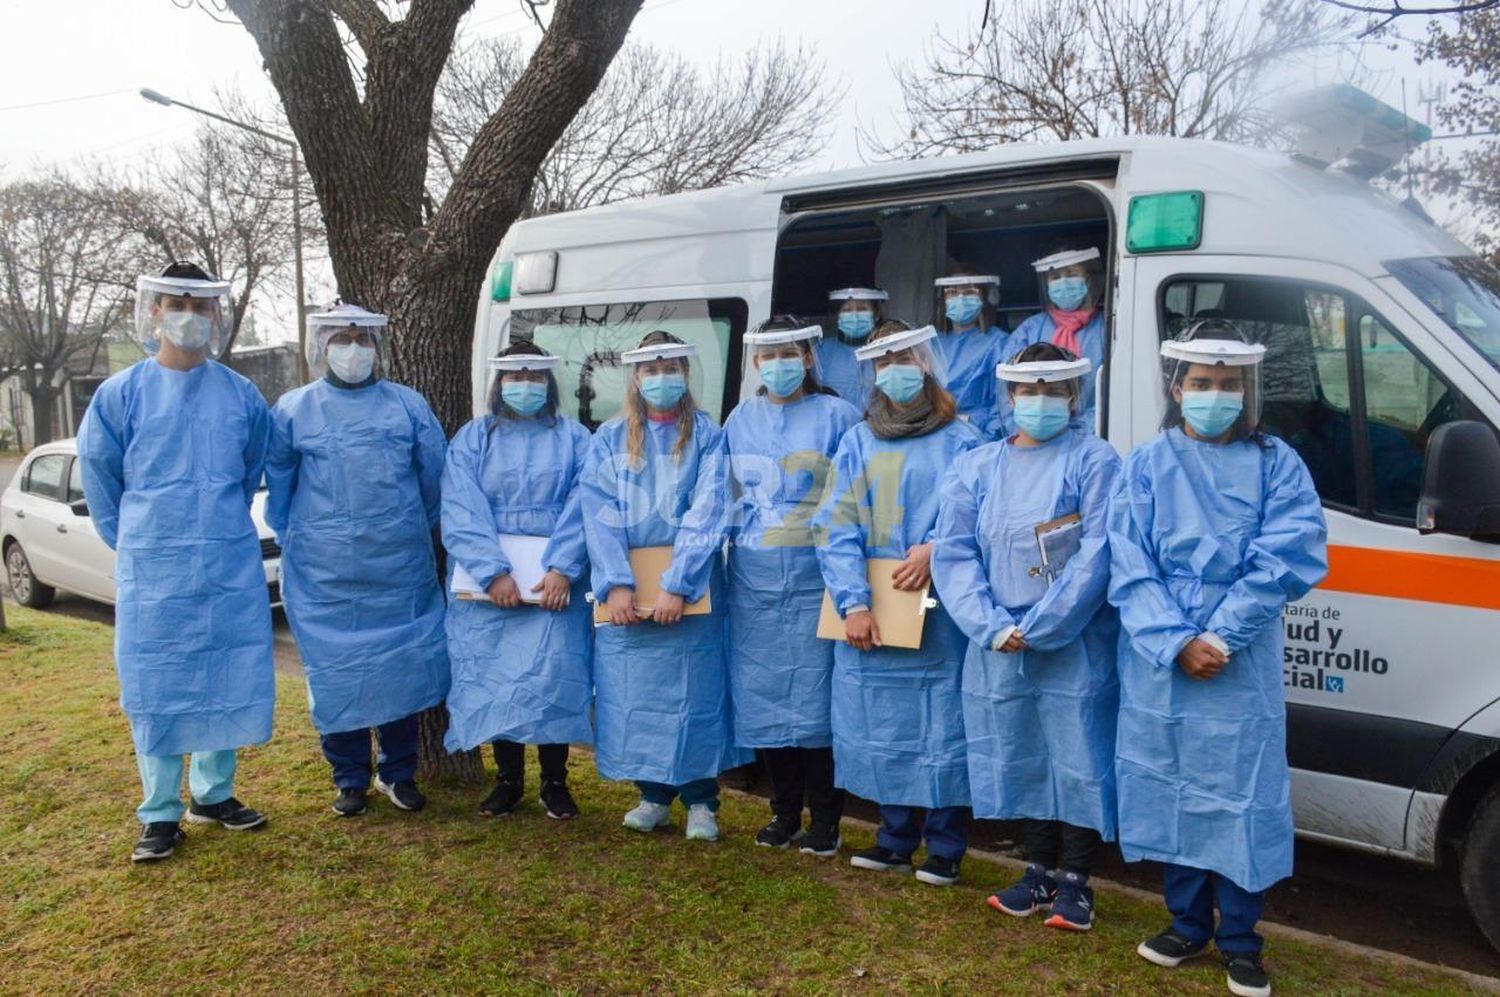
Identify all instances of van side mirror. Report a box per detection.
[69,498,89,517]
[1418,421,1500,541]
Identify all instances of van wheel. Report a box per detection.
[1461,784,1500,953]
[4,540,54,609]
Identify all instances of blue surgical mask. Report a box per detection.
[945,294,983,327]
[758,357,806,398]
[1047,275,1090,312]
[1012,394,1071,441]
[640,372,688,409]
[874,363,926,405]
[500,380,548,416]
[837,311,876,340]
[1180,390,1244,438]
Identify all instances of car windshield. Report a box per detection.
[1386,256,1500,374]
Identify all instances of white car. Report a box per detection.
[0,439,282,609]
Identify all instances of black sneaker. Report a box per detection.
[755,814,805,849]
[849,845,912,872]
[799,821,842,857]
[479,778,524,817]
[332,788,368,817]
[186,797,267,831]
[373,776,427,812]
[914,854,961,886]
[540,780,579,820]
[1223,954,1271,997]
[131,821,184,863]
[1137,928,1209,968]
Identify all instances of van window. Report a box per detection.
[1161,275,1494,525]
[507,298,748,429]
[1387,256,1500,373]
[23,454,68,502]
[66,459,84,504]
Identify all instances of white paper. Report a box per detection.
[450,534,552,604]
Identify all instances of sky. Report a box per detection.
[0,0,1472,340]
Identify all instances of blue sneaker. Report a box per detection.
[987,863,1057,917]
[1044,871,1095,931]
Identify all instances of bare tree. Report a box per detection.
[432,36,843,213]
[0,174,136,446]
[1318,0,1500,37]
[864,0,1353,158]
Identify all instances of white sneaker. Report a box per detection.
[685,804,719,841]
[622,800,672,832]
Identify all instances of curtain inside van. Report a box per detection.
[875,206,948,327]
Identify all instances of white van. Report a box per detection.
[470,88,1500,949]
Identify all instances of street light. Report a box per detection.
[139,87,309,382]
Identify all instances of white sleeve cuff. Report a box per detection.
[845,604,870,616]
[992,625,1021,651]
[1199,631,1230,656]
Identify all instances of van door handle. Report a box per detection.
[56,524,67,534]
[14,510,23,519]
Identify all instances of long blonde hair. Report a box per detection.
[625,330,699,467]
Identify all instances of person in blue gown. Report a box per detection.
[817,288,886,409]
[933,269,1008,439]
[266,304,449,818]
[441,342,593,820]
[1002,247,1107,434]
[78,262,274,862]
[1109,323,1328,996]
[934,343,1121,932]
[723,319,860,856]
[580,331,744,842]
[814,320,984,887]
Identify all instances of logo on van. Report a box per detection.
[1282,603,1390,696]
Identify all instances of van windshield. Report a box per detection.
[1386,256,1500,374]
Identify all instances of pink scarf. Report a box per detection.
[1048,308,1095,357]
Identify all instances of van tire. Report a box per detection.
[4,539,54,609]
[1460,784,1500,953]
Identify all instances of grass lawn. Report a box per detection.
[0,605,1483,994]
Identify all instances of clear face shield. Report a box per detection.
[135,274,233,359]
[996,354,1092,441]
[934,275,1000,332]
[741,323,824,401]
[488,353,561,418]
[306,304,388,383]
[621,339,704,413]
[856,324,948,407]
[828,287,888,343]
[1161,324,1266,438]
[1031,247,1103,314]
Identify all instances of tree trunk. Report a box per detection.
[28,384,57,447]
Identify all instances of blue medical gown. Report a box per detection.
[933,327,1007,439]
[934,429,1122,835]
[814,419,984,808]
[580,411,748,785]
[1000,311,1106,434]
[441,414,594,751]
[815,337,871,411]
[1107,429,1327,892]
[265,379,449,736]
[723,393,860,748]
[77,360,275,756]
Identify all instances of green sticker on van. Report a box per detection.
[490,260,513,302]
[1127,191,1204,253]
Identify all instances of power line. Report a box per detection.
[0,89,134,113]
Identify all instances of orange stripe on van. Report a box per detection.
[1320,544,1500,611]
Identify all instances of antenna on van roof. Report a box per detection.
[1277,84,1432,180]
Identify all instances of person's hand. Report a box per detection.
[606,586,639,626]
[1176,638,1228,680]
[891,543,933,591]
[1000,630,1027,654]
[488,573,522,609]
[652,590,686,626]
[531,569,571,612]
[845,610,883,651]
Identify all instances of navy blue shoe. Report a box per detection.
[987,863,1057,917]
[1044,871,1095,931]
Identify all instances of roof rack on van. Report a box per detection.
[1279,84,1432,181]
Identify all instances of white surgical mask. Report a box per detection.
[327,342,375,383]
[161,311,213,352]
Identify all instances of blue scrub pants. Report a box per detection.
[1163,863,1267,956]
[320,713,421,790]
[136,749,237,824]
[876,804,971,861]
[636,778,720,812]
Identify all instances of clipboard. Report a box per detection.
[591,545,712,625]
[451,534,552,604]
[1032,513,1082,585]
[815,557,933,650]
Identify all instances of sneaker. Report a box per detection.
[988,863,1058,917]
[331,788,368,817]
[1223,954,1271,997]
[799,821,842,857]
[1137,928,1209,968]
[479,779,524,817]
[1043,871,1095,931]
[685,804,719,841]
[373,776,427,812]
[914,854,961,886]
[755,814,805,849]
[849,845,912,872]
[539,780,579,820]
[622,800,672,832]
[131,822,184,863]
[186,797,268,831]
